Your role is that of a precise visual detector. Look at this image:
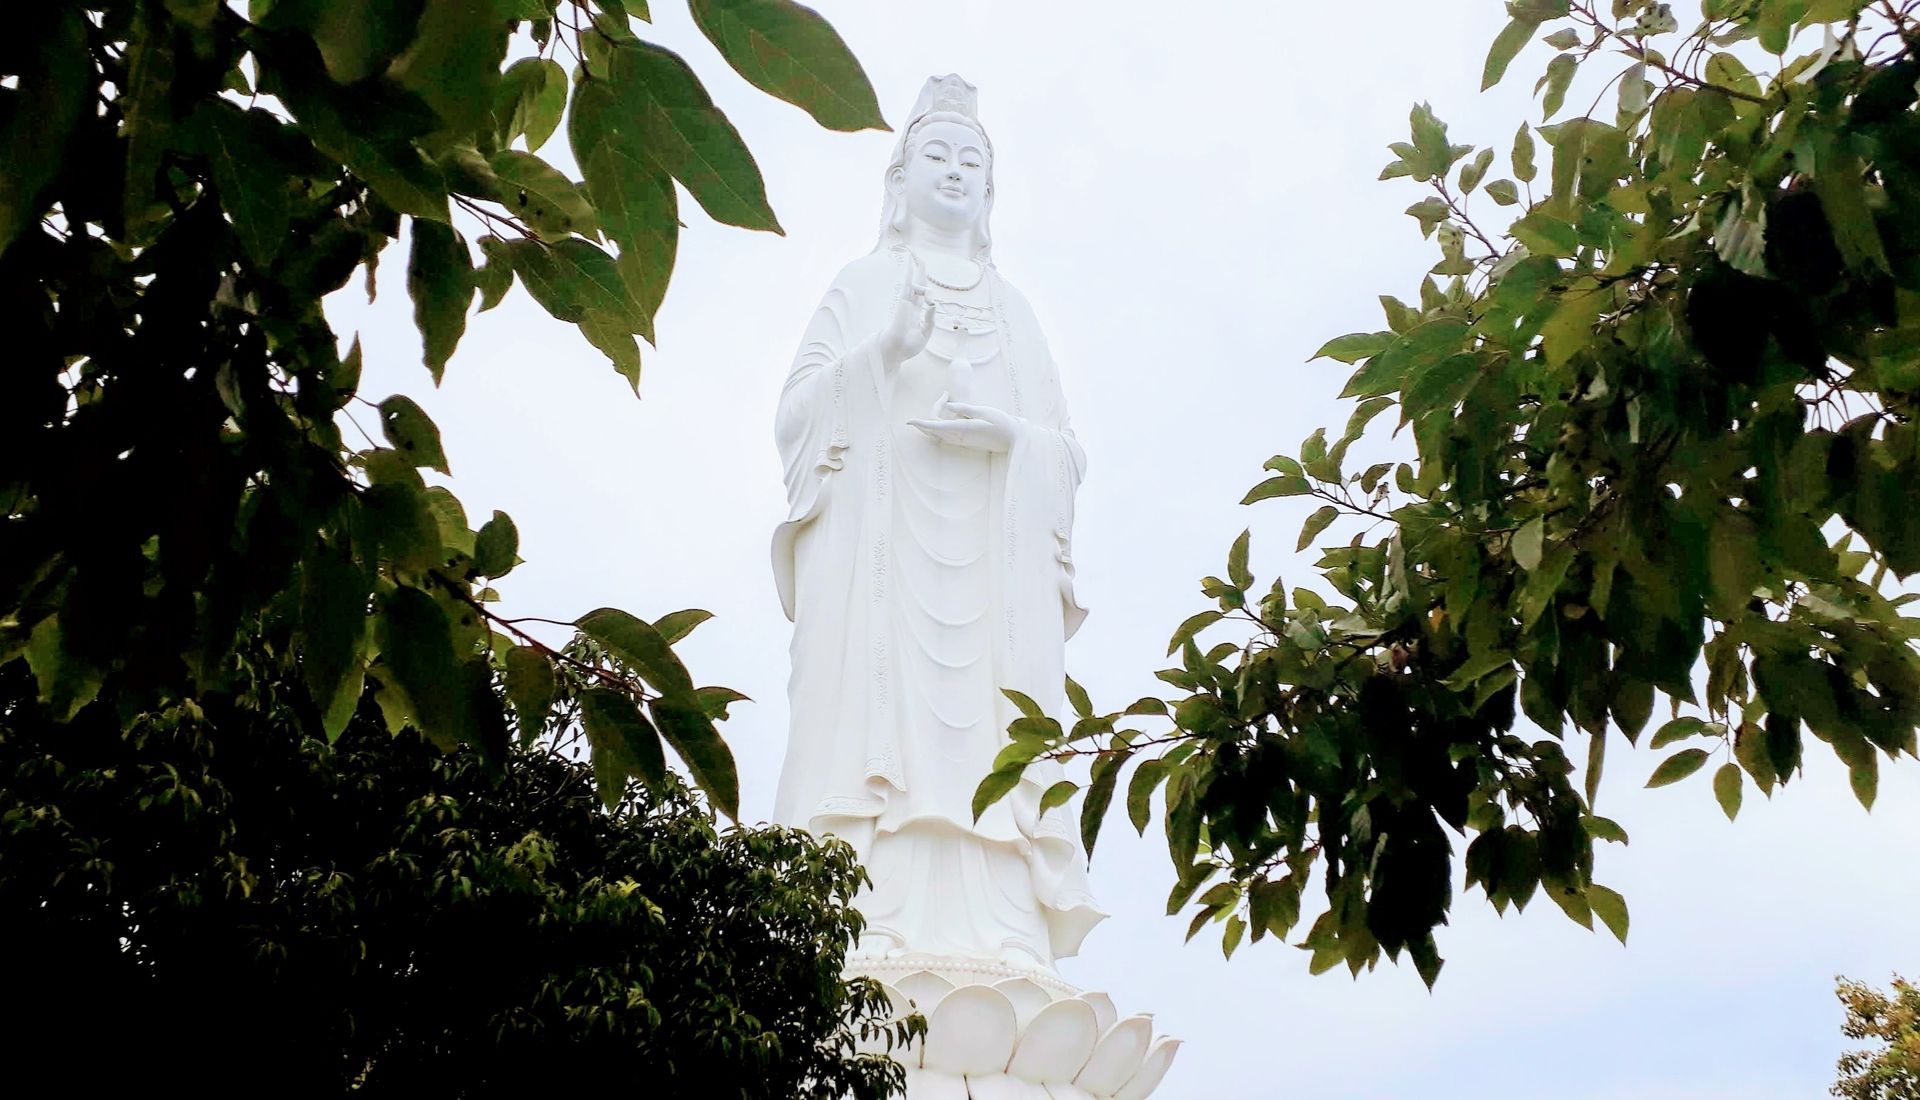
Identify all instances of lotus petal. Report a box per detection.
[902,1067,970,1100]
[1006,997,1100,1083]
[1073,1016,1152,1096]
[1044,1085,1096,1100]
[1112,1036,1182,1100]
[993,976,1054,1025]
[1079,991,1118,1033]
[967,1074,1046,1100]
[895,969,956,1013]
[924,985,1019,1075]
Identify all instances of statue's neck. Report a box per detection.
[903,220,976,259]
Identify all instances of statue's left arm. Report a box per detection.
[1007,288,1090,639]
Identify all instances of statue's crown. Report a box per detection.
[926,73,977,118]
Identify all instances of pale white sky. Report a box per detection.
[330,2,1920,1095]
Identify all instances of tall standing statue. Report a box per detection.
[772,76,1177,1098]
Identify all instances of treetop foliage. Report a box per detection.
[1,0,886,817]
[1836,974,1920,1100]
[0,655,911,1097]
[982,0,1920,986]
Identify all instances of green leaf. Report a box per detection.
[1513,516,1546,572]
[376,586,482,754]
[652,694,740,818]
[473,235,515,310]
[1082,752,1123,857]
[1713,761,1743,820]
[1227,529,1253,590]
[972,764,1024,823]
[473,510,518,577]
[1459,147,1496,193]
[1404,353,1481,418]
[1649,716,1708,749]
[694,685,750,720]
[1812,139,1891,274]
[196,104,295,268]
[1543,27,1581,49]
[1003,688,1046,719]
[1483,16,1540,90]
[507,237,649,333]
[580,687,667,806]
[1537,53,1577,120]
[361,454,442,570]
[407,219,474,383]
[504,645,555,743]
[1340,318,1472,400]
[1298,505,1339,552]
[1243,475,1311,504]
[1646,747,1710,788]
[271,63,451,222]
[1512,122,1538,183]
[378,396,451,473]
[488,149,598,241]
[1039,779,1078,815]
[258,0,425,83]
[1167,610,1224,656]
[1311,332,1392,364]
[655,608,714,644]
[1588,883,1629,944]
[389,0,511,136]
[601,39,782,232]
[582,319,644,393]
[571,80,681,329]
[1734,720,1778,795]
[688,0,887,131]
[1583,814,1630,844]
[576,607,694,695]
[121,9,178,237]
[1485,178,1520,205]
[1065,675,1093,718]
[1509,211,1579,257]
[1221,913,1247,959]
[1127,758,1167,834]
[0,10,88,256]
[300,542,370,738]
[24,617,103,722]
[495,57,568,151]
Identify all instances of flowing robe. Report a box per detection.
[771,246,1104,964]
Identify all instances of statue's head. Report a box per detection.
[877,74,995,261]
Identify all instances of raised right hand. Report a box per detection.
[878,257,934,368]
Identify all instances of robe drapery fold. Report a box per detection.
[772,247,1103,963]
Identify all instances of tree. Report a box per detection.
[1836,974,1920,1100]
[0,0,914,1087]
[982,0,1920,985]
[1,0,885,816]
[0,655,909,1097]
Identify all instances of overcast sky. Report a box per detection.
[328,2,1920,1094]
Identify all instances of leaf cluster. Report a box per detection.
[981,0,1920,985]
[0,656,908,1098]
[1835,973,1920,1100]
[0,0,885,818]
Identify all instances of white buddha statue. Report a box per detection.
[772,74,1103,973]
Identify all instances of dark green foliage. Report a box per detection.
[0,659,909,1097]
[982,0,1920,985]
[0,0,907,1087]
[0,0,883,817]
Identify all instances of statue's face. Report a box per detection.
[896,119,990,234]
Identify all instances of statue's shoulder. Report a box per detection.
[827,250,905,293]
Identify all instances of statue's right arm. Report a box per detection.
[776,286,866,460]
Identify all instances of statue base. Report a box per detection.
[849,953,1178,1098]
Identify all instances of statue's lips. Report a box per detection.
[936,184,968,198]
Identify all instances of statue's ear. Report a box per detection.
[886,165,906,196]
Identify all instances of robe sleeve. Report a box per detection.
[1009,301,1089,640]
[772,282,884,622]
